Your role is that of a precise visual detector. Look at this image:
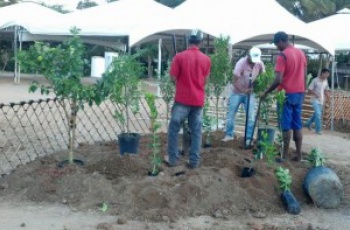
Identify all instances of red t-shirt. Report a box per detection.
[275,45,307,93]
[170,46,211,106]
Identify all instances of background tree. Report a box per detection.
[0,0,18,7]
[276,0,350,22]
[208,36,232,130]
[77,0,98,10]
[155,0,184,8]
[45,4,71,14]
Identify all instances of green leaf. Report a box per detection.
[99,202,109,212]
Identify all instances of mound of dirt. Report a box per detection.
[0,131,349,224]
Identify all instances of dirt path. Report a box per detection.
[0,198,350,230]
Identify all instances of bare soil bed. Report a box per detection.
[0,131,349,230]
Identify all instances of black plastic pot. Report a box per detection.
[117,133,140,155]
[281,190,301,215]
[241,167,256,178]
[148,171,160,176]
[57,159,84,169]
[303,166,344,208]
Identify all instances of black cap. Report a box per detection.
[273,31,288,44]
[188,29,203,44]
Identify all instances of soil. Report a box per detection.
[0,131,350,230]
[1,74,350,230]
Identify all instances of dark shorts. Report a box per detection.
[281,93,304,131]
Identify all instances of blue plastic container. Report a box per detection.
[303,166,344,208]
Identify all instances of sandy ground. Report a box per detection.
[1,73,350,230]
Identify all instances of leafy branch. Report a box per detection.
[145,92,162,175]
[307,148,326,167]
[275,166,292,192]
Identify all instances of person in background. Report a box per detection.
[261,31,307,161]
[304,68,331,134]
[222,47,265,146]
[165,29,211,169]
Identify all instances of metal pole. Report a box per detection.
[14,26,18,84]
[18,29,23,84]
[330,58,336,132]
[156,38,162,97]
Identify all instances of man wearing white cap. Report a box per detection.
[222,47,265,145]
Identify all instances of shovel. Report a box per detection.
[243,74,254,149]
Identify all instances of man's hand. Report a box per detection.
[245,88,253,94]
[260,92,268,101]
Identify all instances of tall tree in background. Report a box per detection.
[155,0,184,8]
[40,3,71,13]
[277,0,350,22]
[0,0,18,7]
[77,0,98,10]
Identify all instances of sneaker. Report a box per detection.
[316,131,323,135]
[222,136,234,142]
[304,122,312,131]
[163,155,179,167]
[186,160,199,169]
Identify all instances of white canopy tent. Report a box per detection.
[174,0,334,54]
[307,9,350,51]
[64,0,192,48]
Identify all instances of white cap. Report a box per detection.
[249,47,262,63]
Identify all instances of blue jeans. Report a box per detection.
[167,102,203,167]
[225,93,255,140]
[306,99,323,133]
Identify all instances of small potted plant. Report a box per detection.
[303,148,344,208]
[258,130,278,166]
[145,92,162,176]
[101,53,144,155]
[241,148,259,178]
[274,90,286,160]
[254,64,276,145]
[275,166,301,215]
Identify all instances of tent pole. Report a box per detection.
[14,26,18,84]
[156,38,162,97]
[330,58,336,132]
[18,29,23,84]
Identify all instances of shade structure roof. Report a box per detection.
[0,0,338,54]
[173,0,334,54]
[307,9,350,51]
[0,2,71,35]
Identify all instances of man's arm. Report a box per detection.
[262,71,282,99]
[324,90,331,101]
[170,74,176,83]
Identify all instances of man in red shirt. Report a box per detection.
[165,29,211,169]
[262,31,307,161]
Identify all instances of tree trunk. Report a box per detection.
[68,102,78,164]
[147,56,153,78]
